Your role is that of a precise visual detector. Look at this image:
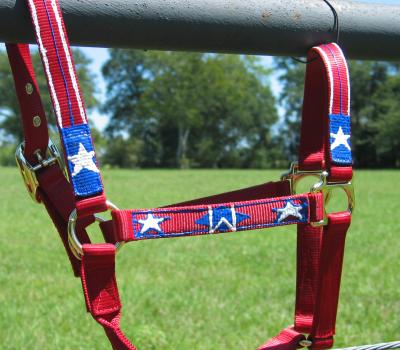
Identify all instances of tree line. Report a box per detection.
[0,49,399,168]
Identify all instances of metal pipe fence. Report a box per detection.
[0,0,400,60]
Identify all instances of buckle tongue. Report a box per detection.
[15,140,68,203]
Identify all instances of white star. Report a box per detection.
[67,143,99,177]
[276,201,303,223]
[330,127,351,151]
[138,214,167,234]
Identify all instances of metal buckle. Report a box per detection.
[67,200,125,260]
[15,140,69,203]
[282,162,355,226]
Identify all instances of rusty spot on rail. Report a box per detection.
[261,10,271,22]
[293,12,301,21]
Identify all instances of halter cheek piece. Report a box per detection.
[8,0,354,348]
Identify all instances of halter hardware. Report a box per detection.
[281,162,323,195]
[299,339,313,348]
[311,171,355,227]
[67,200,124,259]
[282,162,355,226]
[15,140,68,203]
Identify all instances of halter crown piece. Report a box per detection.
[8,0,354,348]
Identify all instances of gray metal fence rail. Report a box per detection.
[335,341,400,350]
[0,0,400,61]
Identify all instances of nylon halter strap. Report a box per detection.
[7,0,134,348]
[258,43,353,350]
[7,43,95,276]
[26,0,107,216]
[7,1,353,348]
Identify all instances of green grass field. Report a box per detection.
[0,167,399,349]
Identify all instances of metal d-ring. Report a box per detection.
[67,200,124,259]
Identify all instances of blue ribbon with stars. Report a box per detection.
[62,124,103,197]
[118,195,316,241]
[329,114,352,165]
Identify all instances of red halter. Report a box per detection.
[7,0,354,348]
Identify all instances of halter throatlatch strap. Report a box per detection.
[26,0,106,216]
[81,244,137,350]
[259,43,353,350]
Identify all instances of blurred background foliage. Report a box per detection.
[0,48,399,168]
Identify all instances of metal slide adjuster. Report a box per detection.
[15,140,69,203]
[282,162,355,226]
[67,200,125,259]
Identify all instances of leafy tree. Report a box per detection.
[102,136,143,168]
[0,47,99,148]
[274,58,305,162]
[373,65,400,166]
[274,58,400,168]
[102,50,280,168]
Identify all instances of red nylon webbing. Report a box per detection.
[25,0,106,214]
[6,42,115,276]
[27,0,87,128]
[299,44,352,183]
[310,213,351,346]
[259,43,353,350]
[258,327,306,350]
[295,224,323,334]
[297,44,352,350]
[293,214,351,350]
[6,44,48,164]
[36,164,91,276]
[8,37,132,350]
[81,244,137,350]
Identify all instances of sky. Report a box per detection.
[1,0,397,130]
[80,47,110,130]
